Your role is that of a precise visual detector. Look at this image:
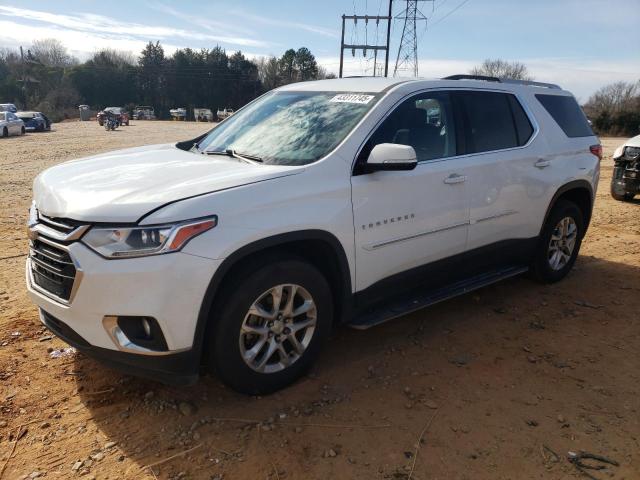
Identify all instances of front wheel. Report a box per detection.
[20,126,25,135]
[208,257,333,394]
[530,200,584,283]
[2,127,7,138]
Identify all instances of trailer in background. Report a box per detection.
[169,108,187,121]
[133,106,155,120]
[194,108,214,122]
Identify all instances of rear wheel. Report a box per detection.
[530,200,584,283]
[208,256,333,394]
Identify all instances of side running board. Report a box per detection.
[347,265,529,330]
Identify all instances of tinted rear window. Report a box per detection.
[536,94,593,138]
[458,91,518,153]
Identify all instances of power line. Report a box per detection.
[430,0,471,27]
[339,1,393,77]
[393,0,434,77]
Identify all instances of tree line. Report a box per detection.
[0,39,334,121]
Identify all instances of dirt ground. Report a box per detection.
[0,122,638,480]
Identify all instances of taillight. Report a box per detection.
[590,144,603,161]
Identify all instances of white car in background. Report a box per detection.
[1,111,25,137]
[0,103,17,113]
[611,134,640,201]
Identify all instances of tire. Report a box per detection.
[20,126,25,135]
[208,256,333,394]
[611,185,635,202]
[530,200,584,283]
[612,191,635,201]
[2,127,7,138]
[98,121,103,126]
[37,123,44,132]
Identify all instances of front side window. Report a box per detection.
[196,91,380,166]
[359,91,457,164]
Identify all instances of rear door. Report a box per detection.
[454,90,548,262]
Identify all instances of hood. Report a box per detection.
[34,143,304,223]
[625,135,640,148]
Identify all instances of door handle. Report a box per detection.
[443,174,467,185]
[535,159,551,169]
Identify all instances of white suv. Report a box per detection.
[27,76,601,393]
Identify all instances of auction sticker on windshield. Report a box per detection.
[330,94,375,104]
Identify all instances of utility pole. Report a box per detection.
[339,1,393,78]
[393,0,433,77]
[19,46,26,106]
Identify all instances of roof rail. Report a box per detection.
[443,74,561,90]
[499,78,561,89]
[444,74,500,82]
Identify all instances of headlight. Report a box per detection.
[624,146,640,160]
[82,217,217,258]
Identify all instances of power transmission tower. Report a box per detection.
[393,0,433,77]
[339,1,393,78]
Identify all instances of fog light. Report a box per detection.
[142,318,152,338]
[103,316,168,353]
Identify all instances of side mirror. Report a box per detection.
[364,143,418,173]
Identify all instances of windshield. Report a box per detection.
[196,91,379,166]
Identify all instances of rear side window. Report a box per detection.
[535,94,593,138]
[457,92,519,154]
[508,95,534,145]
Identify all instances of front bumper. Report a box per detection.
[27,241,222,382]
[39,309,200,385]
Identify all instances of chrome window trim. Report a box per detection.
[352,86,540,172]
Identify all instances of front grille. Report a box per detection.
[30,239,76,301]
[38,213,79,235]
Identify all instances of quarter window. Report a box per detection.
[360,91,456,164]
[508,95,534,145]
[535,94,593,138]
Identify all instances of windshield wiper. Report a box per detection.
[226,149,263,164]
[203,149,263,165]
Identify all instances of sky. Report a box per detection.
[0,0,638,100]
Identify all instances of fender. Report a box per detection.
[540,180,594,237]
[190,230,353,364]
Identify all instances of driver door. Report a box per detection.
[351,90,470,294]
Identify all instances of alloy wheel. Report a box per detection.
[239,284,317,374]
[548,216,577,271]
